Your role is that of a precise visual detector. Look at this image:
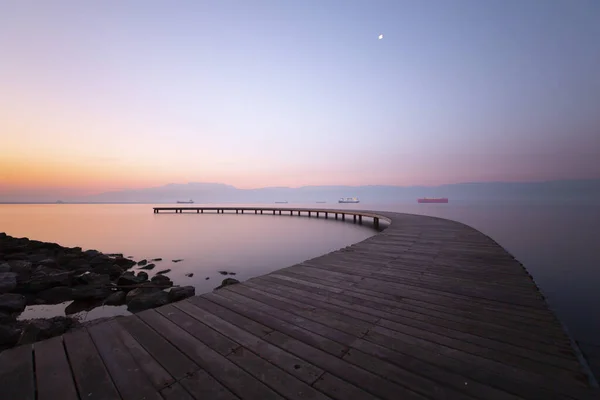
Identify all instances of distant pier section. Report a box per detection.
[152,206,387,229]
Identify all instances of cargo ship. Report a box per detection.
[339,197,359,204]
[418,198,448,204]
[176,199,194,204]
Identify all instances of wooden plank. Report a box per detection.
[155,304,239,356]
[87,319,161,400]
[226,346,331,400]
[137,309,283,400]
[264,330,428,400]
[175,300,324,384]
[109,319,173,390]
[252,276,577,369]
[178,369,239,400]
[34,336,78,400]
[0,344,35,400]
[63,328,121,400]
[188,296,273,338]
[117,315,198,380]
[224,284,373,338]
[160,382,194,400]
[311,373,379,400]
[213,290,359,348]
[203,292,349,357]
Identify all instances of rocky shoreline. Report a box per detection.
[0,232,196,350]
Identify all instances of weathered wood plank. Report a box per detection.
[203,292,349,357]
[0,344,35,400]
[88,319,161,400]
[108,318,173,390]
[160,382,195,400]
[117,315,198,380]
[137,309,283,400]
[34,336,78,400]
[174,300,324,384]
[178,369,239,400]
[63,328,121,400]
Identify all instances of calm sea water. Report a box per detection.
[1,203,598,375]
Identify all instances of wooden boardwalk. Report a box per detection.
[1,208,598,400]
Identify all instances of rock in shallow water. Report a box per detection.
[0,272,17,293]
[215,278,240,290]
[137,259,148,266]
[37,286,74,304]
[0,293,26,313]
[139,263,155,270]
[127,290,170,312]
[0,324,21,346]
[19,316,77,345]
[104,291,126,306]
[168,286,195,302]
[0,263,11,273]
[156,269,171,275]
[150,274,173,288]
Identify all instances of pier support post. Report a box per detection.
[353,215,356,223]
[273,210,275,215]
[359,215,363,224]
[342,214,345,221]
[201,209,203,213]
[290,211,293,216]
[260,210,263,214]
[374,217,379,229]
[316,212,319,218]
[308,211,311,217]
[297,211,300,216]
[241,210,244,214]
[279,210,281,215]
[335,213,338,220]
[236,210,238,214]
[197,209,199,213]
[325,212,328,219]
[255,210,257,214]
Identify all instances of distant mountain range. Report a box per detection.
[57,179,600,205]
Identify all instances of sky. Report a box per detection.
[1,0,599,198]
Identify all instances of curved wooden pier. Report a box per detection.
[1,208,598,400]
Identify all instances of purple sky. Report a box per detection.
[1,0,599,197]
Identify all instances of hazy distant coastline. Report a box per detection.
[2,179,599,205]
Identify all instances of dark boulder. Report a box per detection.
[151,258,162,262]
[18,268,73,292]
[76,272,110,286]
[168,286,195,302]
[83,249,101,258]
[139,263,155,270]
[0,272,17,293]
[137,259,148,266]
[37,258,59,268]
[106,253,123,258]
[18,316,77,345]
[104,291,126,306]
[71,286,112,300]
[150,274,173,288]
[172,259,183,263]
[127,290,170,312]
[215,278,240,290]
[117,272,145,287]
[66,258,91,271]
[7,260,32,275]
[185,273,194,277]
[137,271,149,282]
[218,270,228,275]
[156,269,171,275]
[0,293,26,313]
[113,257,136,269]
[0,263,11,273]
[0,324,21,346]
[92,263,123,279]
[37,287,74,304]
[65,299,103,315]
